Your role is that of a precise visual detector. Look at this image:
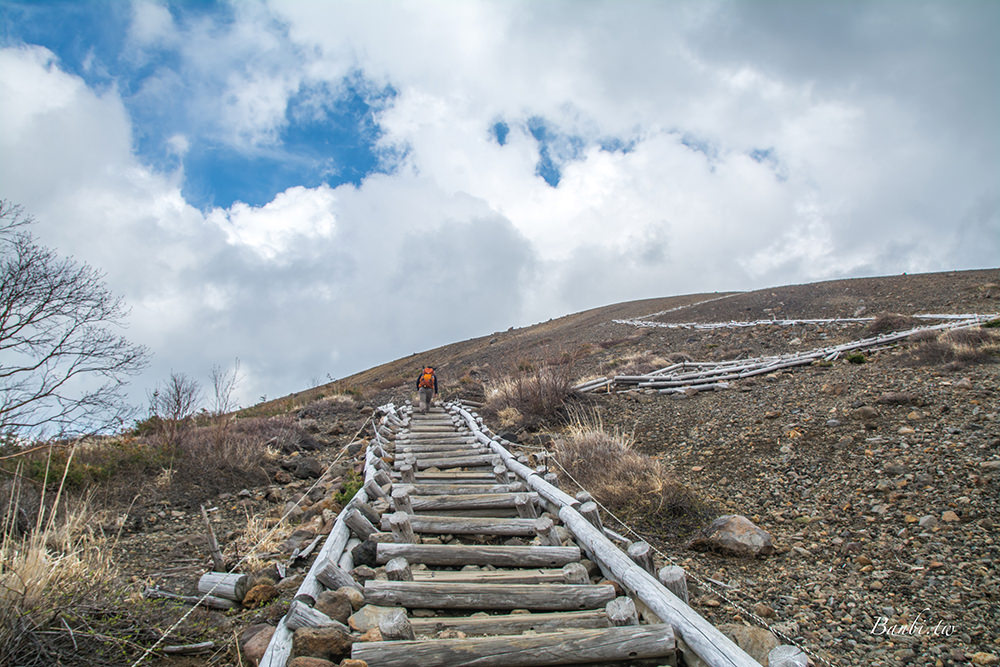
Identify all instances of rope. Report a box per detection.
[543,453,835,667]
[129,414,375,666]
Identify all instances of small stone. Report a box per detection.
[906,410,923,420]
[315,590,353,624]
[826,419,841,427]
[884,462,907,475]
[336,586,365,611]
[955,377,974,389]
[752,602,776,619]
[919,515,938,529]
[291,626,353,662]
[869,580,883,590]
[350,565,376,582]
[980,460,1000,470]
[275,470,292,484]
[898,426,916,434]
[971,654,999,666]
[689,515,775,557]
[287,658,335,667]
[358,628,382,642]
[855,555,872,566]
[340,661,369,667]
[348,605,399,632]
[941,510,960,522]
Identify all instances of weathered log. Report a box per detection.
[378,543,581,571]
[284,599,340,631]
[161,641,214,655]
[409,492,537,512]
[408,609,610,636]
[657,566,689,605]
[394,470,496,482]
[404,482,524,495]
[316,562,361,592]
[143,587,235,610]
[769,645,809,667]
[373,468,392,486]
[385,557,413,581]
[388,511,417,543]
[391,487,414,514]
[344,508,378,540]
[627,541,656,574]
[379,608,415,641]
[574,491,593,504]
[200,506,225,572]
[399,463,415,483]
[197,572,248,602]
[494,464,510,483]
[543,472,559,487]
[606,596,639,626]
[339,537,361,572]
[579,501,603,532]
[562,562,591,585]
[515,493,539,518]
[350,500,380,526]
[363,478,388,500]
[380,514,539,536]
[396,454,496,470]
[363,580,616,611]
[351,624,676,666]
[412,568,570,585]
[534,516,562,547]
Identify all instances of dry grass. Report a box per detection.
[553,411,706,526]
[901,325,1000,369]
[868,312,919,335]
[608,350,671,377]
[483,364,575,429]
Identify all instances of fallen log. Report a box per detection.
[363,580,616,611]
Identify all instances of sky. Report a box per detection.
[1,0,998,412]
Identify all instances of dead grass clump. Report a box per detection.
[483,365,575,428]
[902,330,999,369]
[666,352,694,364]
[908,329,941,343]
[610,351,671,377]
[296,394,357,420]
[554,417,705,524]
[867,312,919,335]
[944,327,997,347]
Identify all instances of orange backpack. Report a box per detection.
[418,368,435,388]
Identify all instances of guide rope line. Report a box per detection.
[130,413,375,666]
[545,453,835,667]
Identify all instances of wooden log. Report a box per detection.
[339,537,361,572]
[350,500,380,526]
[399,463,415,483]
[389,511,417,543]
[396,454,496,470]
[161,641,214,655]
[379,608,416,641]
[410,492,537,512]
[380,514,539,537]
[579,501,603,532]
[197,572,248,602]
[363,580,616,611]
[562,562,590,584]
[373,468,392,486]
[574,491,593,505]
[351,624,675,666]
[391,487,414,514]
[396,470,496,481]
[408,609,610,637]
[404,482,524,495]
[398,447,483,460]
[345,508,378,540]
[515,493,538,518]
[200,506,225,572]
[284,599,340,631]
[494,464,510,484]
[376,543,581,568]
[316,562,361,592]
[657,566,689,605]
[385,557,413,581]
[534,516,562,546]
[143,587,235,610]
[543,472,559,487]
[558,506,760,667]
[606,596,639,626]
[363,478,388,500]
[413,568,571,585]
[769,645,809,667]
[627,541,656,574]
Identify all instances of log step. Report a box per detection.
[409,492,538,512]
[376,543,582,567]
[379,514,539,536]
[394,454,496,470]
[351,623,676,666]
[411,566,582,585]
[408,609,610,636]
[363,580,616,611]
[400,483,526,495]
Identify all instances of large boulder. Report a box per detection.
[239,624,274,667]
[689,514,775,557]
[291,625,353,662]
[681,624,781,667]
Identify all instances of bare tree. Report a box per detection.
[209,358,241,416]
[0,201,149,436]
[148,372,201,446]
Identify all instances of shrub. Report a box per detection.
[333,470,363,506]
[983,318,1000,329]
[867,312,919,335]
[553,413,706,525]
[846,352,867,364]
[483,365,575,428]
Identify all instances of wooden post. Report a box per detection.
[494,464,510,484]
[534,517,562,547]
[657,566,689,605]
[316,562,361,592]
[543,472,559,488]
[345,508,378,540]
[339,537,361,572]
[200,506,225,572]
[575,491,593,505]
[379,608,416,641]
[385,557,413,581]
[374,468,392,486]
[579,501,603,532]
[561,562,590,584]
[769,645,809,667]
[400,463,415,483]
[285,600,345,631]
[389,512,417,543]
[606,596,639,626]
[351,500,380,526]
[515,493,538,519]
[627,541,655,575]
[392,487,414,514]
[197,572,248,602]
[363,478,388,501]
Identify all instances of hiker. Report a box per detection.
[416,366,438,414]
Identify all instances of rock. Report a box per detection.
[716,624,780,664]
[877,391,920,405]
[294,457,324,479]
[919,515,938,529]
[243,584,279,608]
[752,602,776,619]
[239,624,274,667]
[276,574,304,590]
[826,418,841,427]
[689,515,775,557]
[358,628,382,642]
[315,590,353,624]
[275,470,292,484]
[884,462,907,475]
[941,510,960,522]
[340,661,369,667]
[854,406,879,421]
[351,540,378,567]
[287,659,335,667]
[292,625,353,662]
[980,460,1000,470]
[281,528,317,553]
[955,377,974,389]
[336,585,365,611]
[971,653,999,666]
[350,565,376,582]
[348,604,399,632]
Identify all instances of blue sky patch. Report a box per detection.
[492,120,510,146]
